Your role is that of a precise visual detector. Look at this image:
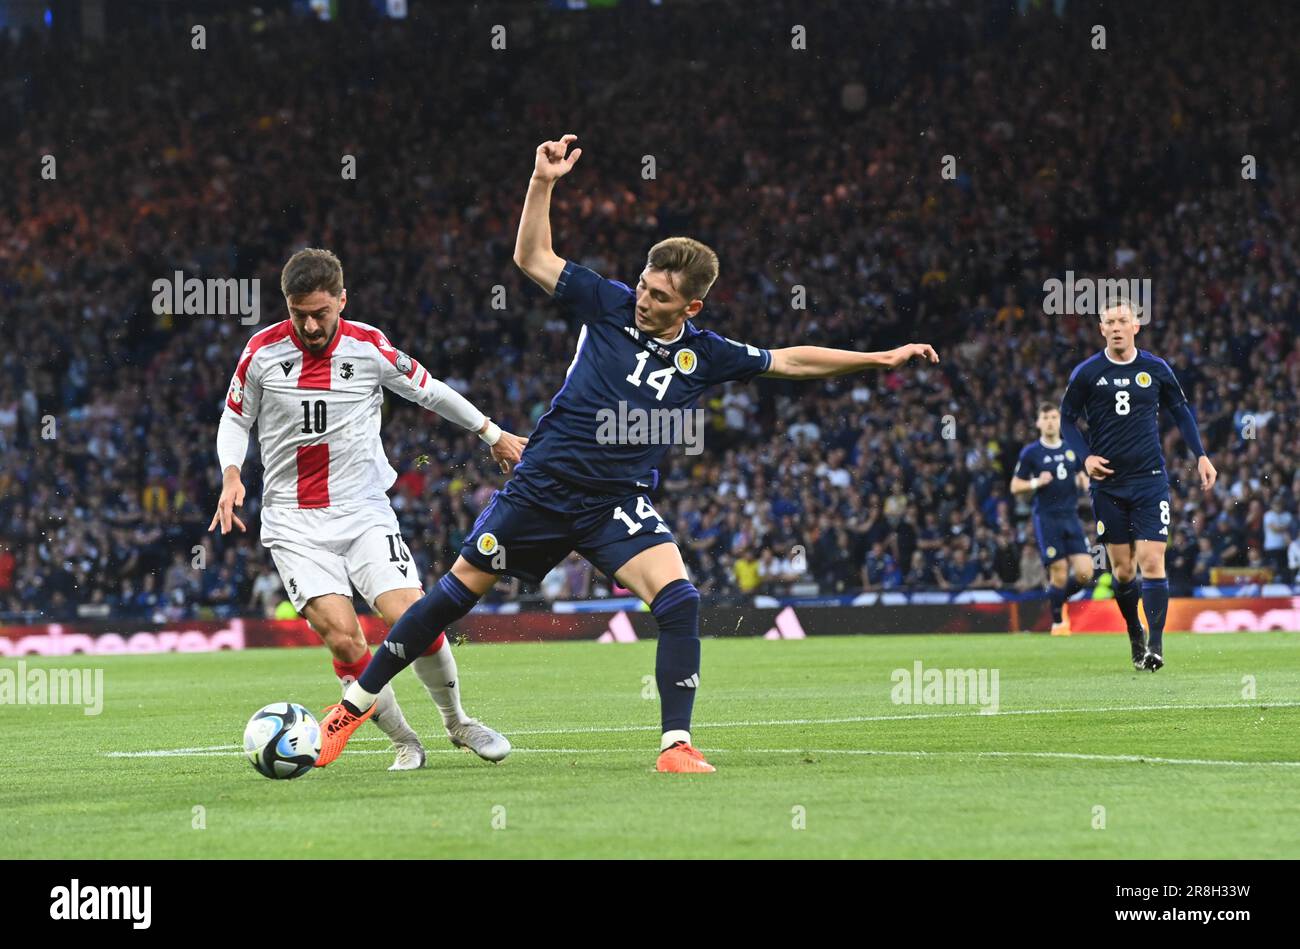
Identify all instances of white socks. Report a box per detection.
[412,647,470,728]
[342,679,380,715]
[661,729,691,751]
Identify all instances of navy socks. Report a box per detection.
[651,580,702,735]
[358,573,479,695]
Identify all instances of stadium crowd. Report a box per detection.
[2,0,1298,621]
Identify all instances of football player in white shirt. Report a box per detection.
[210,248,526,770]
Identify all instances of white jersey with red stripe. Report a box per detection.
[221,318,485,509]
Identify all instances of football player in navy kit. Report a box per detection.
[1010,403,1094,636]
[1060,300,1216,671]
[314,133,940,772]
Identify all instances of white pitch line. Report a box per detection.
[744,749,1300,768]
[108,700,1300,758]
[106,748,637,759]
[103,746,1300,768]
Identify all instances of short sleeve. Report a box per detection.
[700,334,772,385]
[553,261,634,324]
[223,346,261,427]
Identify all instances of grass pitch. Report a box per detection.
[3,632,1298,859]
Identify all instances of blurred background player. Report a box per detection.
[314,134,939,773]
[1010,403,1094,636]
[210,248,525,768]
[1059,300,1216,671]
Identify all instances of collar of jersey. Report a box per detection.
[1038,437,1064,450]
[1102,347,1138,366]
[646,321,689,346]
[288,319,346,359]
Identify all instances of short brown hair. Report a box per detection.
[1037,402,1059,415]
[281,248,344,298]
[646,237,719,302]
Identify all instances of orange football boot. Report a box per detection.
[315,701,375,767]
[1050,601,1072,636]
[656,741,716,773]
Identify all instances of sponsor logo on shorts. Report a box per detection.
[1096,521,1105,536]
[476,533,498,556]
[674,348,698,374]
[1046,546,1057,558]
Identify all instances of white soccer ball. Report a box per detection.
[243,702,321,779]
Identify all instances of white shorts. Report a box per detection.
[261,500,422,613]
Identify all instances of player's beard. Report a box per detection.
[301,323,337,352]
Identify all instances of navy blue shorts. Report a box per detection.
[1032,511,1090,565]
[1090,477,1171,546]
[459,468,676,584]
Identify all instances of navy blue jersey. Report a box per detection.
[1060,349,1189,487]
[517,260,772,496]
[1013,440,1083,517]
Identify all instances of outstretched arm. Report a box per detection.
[762,343,938,380]
[379,344,527,473]
[513,134,583,296]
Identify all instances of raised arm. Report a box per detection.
[762,343,938,380]
[513,134,582,296]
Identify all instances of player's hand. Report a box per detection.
[1198,455,1217,491]
[1037,471,1054,487]
[208,475,247,535]
[889,343,939,367]
[490,430,528,474]
[1084,455,1113,480]
[532,134,582,182]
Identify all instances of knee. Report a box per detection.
[1138,557,1165,578]
[1074,564,1094,585]
[650,580,700,633]
[1111,563,1137,583]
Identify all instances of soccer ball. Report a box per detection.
[243,702,321,779]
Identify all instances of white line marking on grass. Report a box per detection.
[107,700,1300,757]
[743,749,1300,768]
[103,746,1300,768]
[106,748,640,759]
